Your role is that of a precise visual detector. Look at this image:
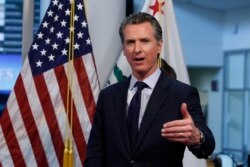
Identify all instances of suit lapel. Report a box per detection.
[113,78,131,154]
[134,72,170,153]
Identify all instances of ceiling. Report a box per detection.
[174,0,250,11]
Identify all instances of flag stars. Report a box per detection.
[77,3,83,10]
[32,43,39,50]
[36,60,43,67]
[61,48,68,55]
[65,37,70,44]
[61,20,67,27]
[54,15,59,21]
[42,21,49,28]
[52,42,59,50]
[50,27,55,33]
[86,38,91,45]
[74,14,79,21]
[58,3,63,10]
[45,38,51,45]
[48,54,55,61]
[29,0,92,73]
[77,31,84,38]
[40,49,47,56]
[47,10,53,17]
[81,21,87,27]
[74,43,80,50]
[52,0,59,6]
[37,32,44,39]
[65,9,70,16]
[56,31,63,38]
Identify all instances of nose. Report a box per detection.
[134,42,142,54]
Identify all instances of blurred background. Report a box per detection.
[0,0,250,166]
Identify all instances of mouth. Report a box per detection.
[134,57,145,63]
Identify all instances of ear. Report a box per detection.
[157,39,163,53]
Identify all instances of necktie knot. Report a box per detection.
[134,81,148,92]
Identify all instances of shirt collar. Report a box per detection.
[129,68,161,90]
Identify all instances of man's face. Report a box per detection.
[123,22,162,80]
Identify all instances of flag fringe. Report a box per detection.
[63,139,69,167]
[68,139,74,167]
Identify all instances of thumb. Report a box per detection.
[181,103,190,119]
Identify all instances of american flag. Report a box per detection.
[0,0,100,166]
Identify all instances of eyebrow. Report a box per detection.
[125,37,151,42]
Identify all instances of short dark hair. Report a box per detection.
[119,12,162,43]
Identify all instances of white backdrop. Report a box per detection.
[85,0,126,88]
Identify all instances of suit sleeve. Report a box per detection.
[84,91,105,167]
[184,87,215,158]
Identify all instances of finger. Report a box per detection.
[181,103,191,119]
[161,132,189,144]
[163,119,188,128]
[161,130,185,137]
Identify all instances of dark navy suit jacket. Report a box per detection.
[85,72,215,167]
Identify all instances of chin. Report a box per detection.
[134,70,147,76]
[133,68,145,73]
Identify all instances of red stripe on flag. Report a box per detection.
[54,66,87,166]
[72,107,87,165]
[74,57,96,123]
[15,76,49,167]
[0,89,26,166]
[33,74,64,167]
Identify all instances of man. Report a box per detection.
[85,12,215,167]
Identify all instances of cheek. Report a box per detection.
[123,51,132,63]
[123,46,132,55]
[123,49,130,59]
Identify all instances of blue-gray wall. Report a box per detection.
[174,1,250,155]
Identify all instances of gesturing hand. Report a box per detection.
[161,103,201,145]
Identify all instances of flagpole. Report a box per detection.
[63,0,76,167]
[22,0,34,64]
[69,0,76,166]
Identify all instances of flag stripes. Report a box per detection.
[0,127,14,167]
[42,66,72,166]
[82,54,99,104]
[54,62,86,166]
[74,56,96,124]
[0,0,101,166]
[0,55,98,167]
[0,107,26,167]
[21,59,59,167]
[34,73,64,167]
[15,76,49,167]
[0,0,100,166]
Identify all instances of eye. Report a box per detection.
[141,39,150,44]
[125,40,135,45]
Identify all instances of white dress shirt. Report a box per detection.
[127,68,161,129]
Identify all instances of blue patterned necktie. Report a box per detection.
[127,81,148,151]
